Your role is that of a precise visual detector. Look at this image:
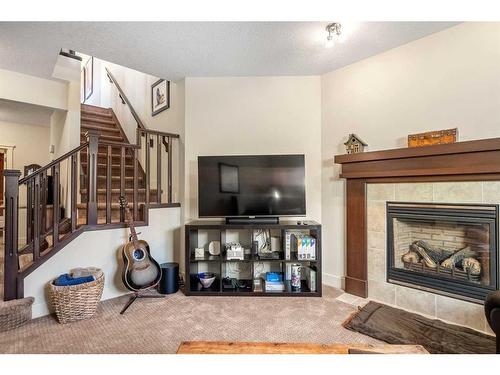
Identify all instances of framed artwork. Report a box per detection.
[151,79,170,116]
[84,56,93,101]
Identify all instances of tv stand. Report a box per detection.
[225,217,279,225]
[184,220,322,297]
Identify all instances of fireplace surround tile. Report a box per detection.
[367,279,396,305]
[395,183,433,202]
[367,200,386,232]
[433,181,483,203]
[367,230,385,250]
[367,184,395,201]
[483,181,500,204]
[368,247,386,282]
[395,285,437,317]
[436,294,486,332]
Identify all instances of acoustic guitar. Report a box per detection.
[119,196,162,291]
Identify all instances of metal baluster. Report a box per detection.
[106,145,112,224]
[157,134,161,204]
[133,148,138,221]
[33,174,40,261]
[52,164,60,247]
[145,133,150,204]
[71,154,77,231]
[167,136,172,204]
[86,131,99,225]
[120,146,125,222]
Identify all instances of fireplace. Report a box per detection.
[387,202,499,303]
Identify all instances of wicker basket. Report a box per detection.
[0,297,34,332]
[48,272,104,324]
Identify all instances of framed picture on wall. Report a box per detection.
[84,56,93,101]
[151,79,170,116]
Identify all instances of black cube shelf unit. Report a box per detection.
[184,220,321,297]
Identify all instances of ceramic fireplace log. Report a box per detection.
[440,247,477,268]
[413,240,455,265]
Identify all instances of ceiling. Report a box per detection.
[0,22,459,81]
[0,99,54,127]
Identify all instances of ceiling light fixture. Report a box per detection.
[325,23,342,48]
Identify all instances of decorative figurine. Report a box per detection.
[344,134,367,154]
[407,128,458,147]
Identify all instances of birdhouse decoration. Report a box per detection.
[344,134,367,154]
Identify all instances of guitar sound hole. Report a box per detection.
[133,249,145,261]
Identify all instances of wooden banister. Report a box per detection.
[18,143,88,185]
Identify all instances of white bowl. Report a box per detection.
[198,272,216,288]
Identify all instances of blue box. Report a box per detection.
[265,272,283,282]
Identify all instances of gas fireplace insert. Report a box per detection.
[386,202,499,303]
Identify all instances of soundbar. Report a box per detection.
[225,217,279,225]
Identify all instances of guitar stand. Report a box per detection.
[120,290,165,315]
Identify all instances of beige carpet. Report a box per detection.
[0,286,381,354]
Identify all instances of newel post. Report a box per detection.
[3,170,21,300]
[86,130,100,226]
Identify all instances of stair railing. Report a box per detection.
[105,67,180,205]
[3,70,181,301]
[3,136,91,300]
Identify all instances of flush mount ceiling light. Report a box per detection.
[325,23,342,48]
[325,22,355,48]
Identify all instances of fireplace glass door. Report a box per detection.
[387,202,498,302]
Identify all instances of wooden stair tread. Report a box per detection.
[81,134,123,142]
[80,152,134,159]
[81,124,121,133]
[77,203,146,209]
[97,175,141,180]
[81,104,111,114]
[80,188,153,193]
[81,110,112,116]
[80,163,134,169]
[81,117,116,126]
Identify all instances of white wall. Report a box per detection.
[181,76,321,276]
[321,22,500,287]
[184,76,322,224]
[25,207,181,318]
[0,120,50,172]
[0,69,67,111]
[0,120,51,244]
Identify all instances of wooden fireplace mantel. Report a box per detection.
[334,137,500,298]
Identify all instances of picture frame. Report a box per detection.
[151,79,170,116]
[84,56,93,101]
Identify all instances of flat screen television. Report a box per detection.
[198,154,306,218]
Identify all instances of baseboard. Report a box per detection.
[31,302,51,318]
[322,272,343,289]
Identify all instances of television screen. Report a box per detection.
[198,154,306,218]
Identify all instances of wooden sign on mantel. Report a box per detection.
[408,128,458,147]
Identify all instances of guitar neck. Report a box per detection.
[124,205,139,245]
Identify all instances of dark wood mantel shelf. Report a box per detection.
[335,137,500,180]
[334,137,500,298]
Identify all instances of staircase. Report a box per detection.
[78,104,158,224]
[2,68,180,301]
